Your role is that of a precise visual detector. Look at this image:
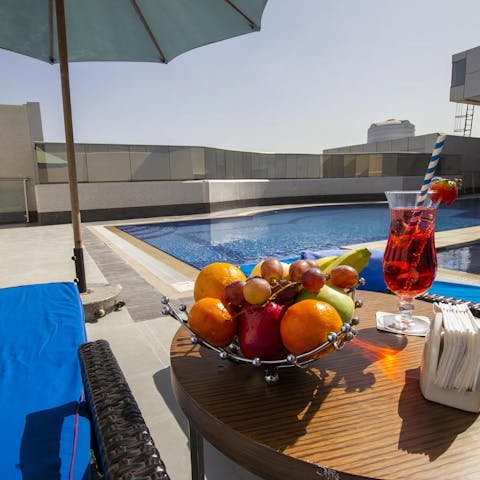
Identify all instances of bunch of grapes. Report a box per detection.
[224,257,360,313]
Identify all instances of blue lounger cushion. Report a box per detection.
[0,282,91,480]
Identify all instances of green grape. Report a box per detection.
[243,277,272,305]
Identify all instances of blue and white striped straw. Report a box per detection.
[415,133,447,207]
[408,133,447,228]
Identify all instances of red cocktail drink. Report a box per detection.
[380,191,438,335]
[383,206,437,297]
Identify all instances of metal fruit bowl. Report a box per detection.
[162,282,363,384]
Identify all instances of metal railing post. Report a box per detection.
[22,178,29,223]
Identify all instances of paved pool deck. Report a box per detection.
[1,204,479,480]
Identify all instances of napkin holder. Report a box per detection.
[420,308,480,413]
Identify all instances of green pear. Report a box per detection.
[295,284,355,323]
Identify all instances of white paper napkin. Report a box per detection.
[433,303,480,392]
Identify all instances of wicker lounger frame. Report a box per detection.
[78,340,170,480]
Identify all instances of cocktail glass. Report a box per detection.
[380,190,438,335]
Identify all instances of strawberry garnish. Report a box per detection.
[429,178,458,205]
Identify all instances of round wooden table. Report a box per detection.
[170,291,480,480]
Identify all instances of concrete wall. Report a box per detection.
[323,133,480,192]
[440,135,480,172]
[0,103,43,217]
[322,132,480,170]
[34,176,423,224]
[323,133,438,154]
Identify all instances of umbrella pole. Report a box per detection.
[55,0,87,293]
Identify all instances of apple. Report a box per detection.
[237,301,288,360]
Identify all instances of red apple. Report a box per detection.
[237,301,288,360]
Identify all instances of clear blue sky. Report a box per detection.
[1,0,480,153]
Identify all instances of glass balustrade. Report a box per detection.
[0,178,29,223]
[34,143,463,184]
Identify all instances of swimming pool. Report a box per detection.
[117,198,480,272]
[437,243,480,274]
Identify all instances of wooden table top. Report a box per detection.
[170,290,480,480]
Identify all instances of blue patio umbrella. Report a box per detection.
[0,0,268,292]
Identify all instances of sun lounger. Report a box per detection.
[0,282,170,479]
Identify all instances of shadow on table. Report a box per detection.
[268,326,410,450]
[323,326,409,393]
[398,367,478,461]
[165,327,409,454]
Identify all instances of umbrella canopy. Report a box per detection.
[0,0,267,64]
[0,0,268,292]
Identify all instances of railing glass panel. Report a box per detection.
[35,143,463,184]
[0,178,29,224]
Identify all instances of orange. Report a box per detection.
[188,297,237,347]
[194,262,246,304]
[280,299,342,358]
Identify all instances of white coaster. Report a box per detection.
[376,311,430,337]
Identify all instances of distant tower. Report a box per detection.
[367,119,415,143]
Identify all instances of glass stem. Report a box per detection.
[399,298,414,323]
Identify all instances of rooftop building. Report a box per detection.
[451,45,480,105]
[367,119,415,143]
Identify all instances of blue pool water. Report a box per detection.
[118,198,480,272]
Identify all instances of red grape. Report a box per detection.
[272,280,300,306]
[329,265,359,289]
[260,258,284,284]
[224,280,246,310]
[243,277,272,305]
[301,268,326,293]
[288,260,312,282]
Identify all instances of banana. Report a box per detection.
[249,261,263,277]
[315,255,338,271]
[322,248,372,274]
